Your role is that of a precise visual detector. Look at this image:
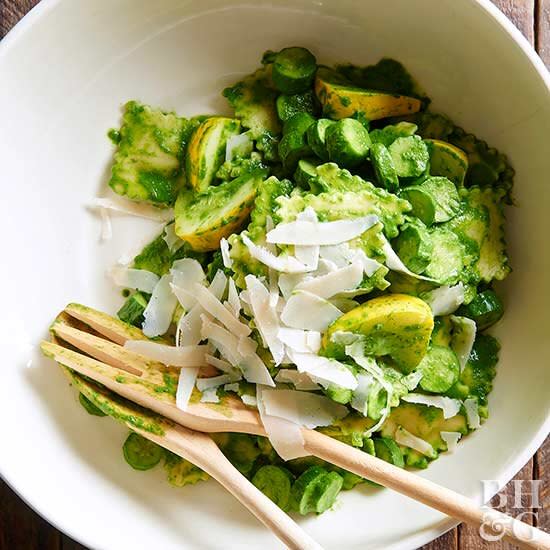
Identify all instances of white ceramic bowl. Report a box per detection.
[1,1,549,549]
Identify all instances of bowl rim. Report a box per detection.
[0,0,549,549]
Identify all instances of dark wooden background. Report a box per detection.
[0,1,548,548]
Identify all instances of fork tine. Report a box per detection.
[65,303,149,345]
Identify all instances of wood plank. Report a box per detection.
[0,0,40,39]
[537,0,550,65]
[422,529,458,550]
[457,459,536,549]
[492,0,535,45]
[534,436,550,532]
[0,479,60,550]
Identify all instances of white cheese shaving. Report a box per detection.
[100,207,112,241]
[329,297,359,312]
[194,283,251,338]
[402,370,423,391]
[142,274,178,337]
[267,215,379,246]
[163,222,184,253]
[294,208,320,271]
[90,197,174,222]
[440,431,462,452]
[381,236,435,282]
[200,387,220,403]
[274,369,320,390]
[464,398,481,429]
[237,335,257,356]
[345,342,393,435]
[350,372,374,416]
[450,315,477,371]
[175,367,198,411]
[209,270,228,300]
[287,349,358,390]
[204,353,234,374]
[402,393,461,419]
[295,261,363,299]
[176,305,204,347]
[220,237,233,268]
[261,389,348,428]
[201,317,241,365]
[171,258,206,289]
[226,278,241,317]
[281,290,342,331]
[223,382,240,393]
[245,275,285,365]
[239,352,275,387]
[277,328,321,354]
[278,273,310,300]
[241,394,257,407]
[256,385,308,461]
[242,235,310,273]
[424,283,465,316]
[395,426,437,458]
[124,340,207,367]
[225,132,252,161]
[109,266,159,293]
[196,373,240,391]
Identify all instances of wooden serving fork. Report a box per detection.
[42,304,550,550]
[48,309,322,550]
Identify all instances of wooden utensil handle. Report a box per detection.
[303,430,550,550]
[137,424,323,550]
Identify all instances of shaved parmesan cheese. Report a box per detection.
[175,367,198,411]
[200,387,220,403]
[395,426,437,458]
[450,315,477,371]
[224,382,240,393]
[163,222,184,253]
[464,398,481,429]
[294,208,320,270]
[124,340,207,367]
[278,273,310,300]
[242,235,310,273]
[196,373,240,391]
[142,275,178,337]
[402,393,461,419]
[176,305,204,347]
[257,385,308,461]
[261,389,348,428]
[225,132,252,161]
[440,431,462,452]
[345,342,393,434]
[245,275,285,365]
[275,369,320,390]
[239,353,275,386]
[319,244,351,268]
[109,266,159,293]
[90,197,174,222]
[241,394,257,407]
[402,370,423,391]
[351,372,374,415]
[226,278,241,317]
[329,297,359,312]
[287,350,357,390]
[267,215,379,246]
[295,261,363,299]
[381,237,435,282]
[220,238,233,268]
[351,249,384,277]
[171,258,206,289]
[237,335,257,357]
[205,354,233,373]
[170,284,197,312]
[100,207,112,241]
[277,328,321,354]
[201,317,241,365]
[194,283,251,338]
[281,290,342,331]
[424,283,465,316]
[209,270,228,300]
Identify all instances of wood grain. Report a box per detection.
[0,1,549,549]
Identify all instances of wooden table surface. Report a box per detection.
[1,1,549,549]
